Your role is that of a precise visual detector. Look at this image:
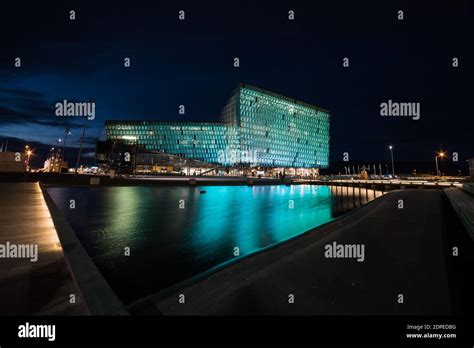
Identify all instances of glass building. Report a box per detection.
[106,83,330,169]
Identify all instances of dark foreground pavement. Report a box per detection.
[130,189,470,315]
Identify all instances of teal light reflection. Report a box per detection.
[47,184,339,304]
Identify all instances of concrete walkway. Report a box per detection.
[129,189,453,315]
[0,182,88,315]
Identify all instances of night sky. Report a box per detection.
[0,0,472,170]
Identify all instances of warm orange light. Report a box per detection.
[26,150,32,156]
[438,152,446,158]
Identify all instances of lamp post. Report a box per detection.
[25,145,31,171]
[75,116,88,176]
[435,151,446,177]
[388,145,395,177]
[133,139,138,176]
[55,138,62,159]
[60,127,71,169]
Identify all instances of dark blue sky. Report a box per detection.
[0,0,472,166]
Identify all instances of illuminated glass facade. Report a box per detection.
[106,83,330,168]
[105,122,239,166]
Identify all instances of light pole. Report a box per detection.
[55,139,62,173]
[25,145,31,171]
[60,127,71,169]
[133,139,138,176]
[435,151,446,177]
[75,116,88,176]
[26,150,32,171]
[55,138,62,158]
[389,145,395,177]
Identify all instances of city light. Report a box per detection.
[435,151,447,176]
[388,145,395,176]
[25,147,33,172]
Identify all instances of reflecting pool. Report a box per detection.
[47,184,381,304]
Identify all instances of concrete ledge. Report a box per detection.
[40,182,129,315]
[462,183,474,195]
[445,187,474,241]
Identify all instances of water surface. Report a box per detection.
[47,184,378,304]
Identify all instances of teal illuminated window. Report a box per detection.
[105,84,330,168]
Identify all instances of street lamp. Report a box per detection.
[435,151,446,177]
[55,138,62,158]
[60,128,71,169]
[25,149,32,171]
[388,145,395,177]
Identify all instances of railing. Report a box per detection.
[292,178,462,190]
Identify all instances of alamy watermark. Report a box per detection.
[55,99,95,120]
[324,241,365,262]
[380,100,420,120]
[217,147,259,166]
[0,241,38,262]
[18,322,55,341]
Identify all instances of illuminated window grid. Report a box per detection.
[105,85,330,168]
